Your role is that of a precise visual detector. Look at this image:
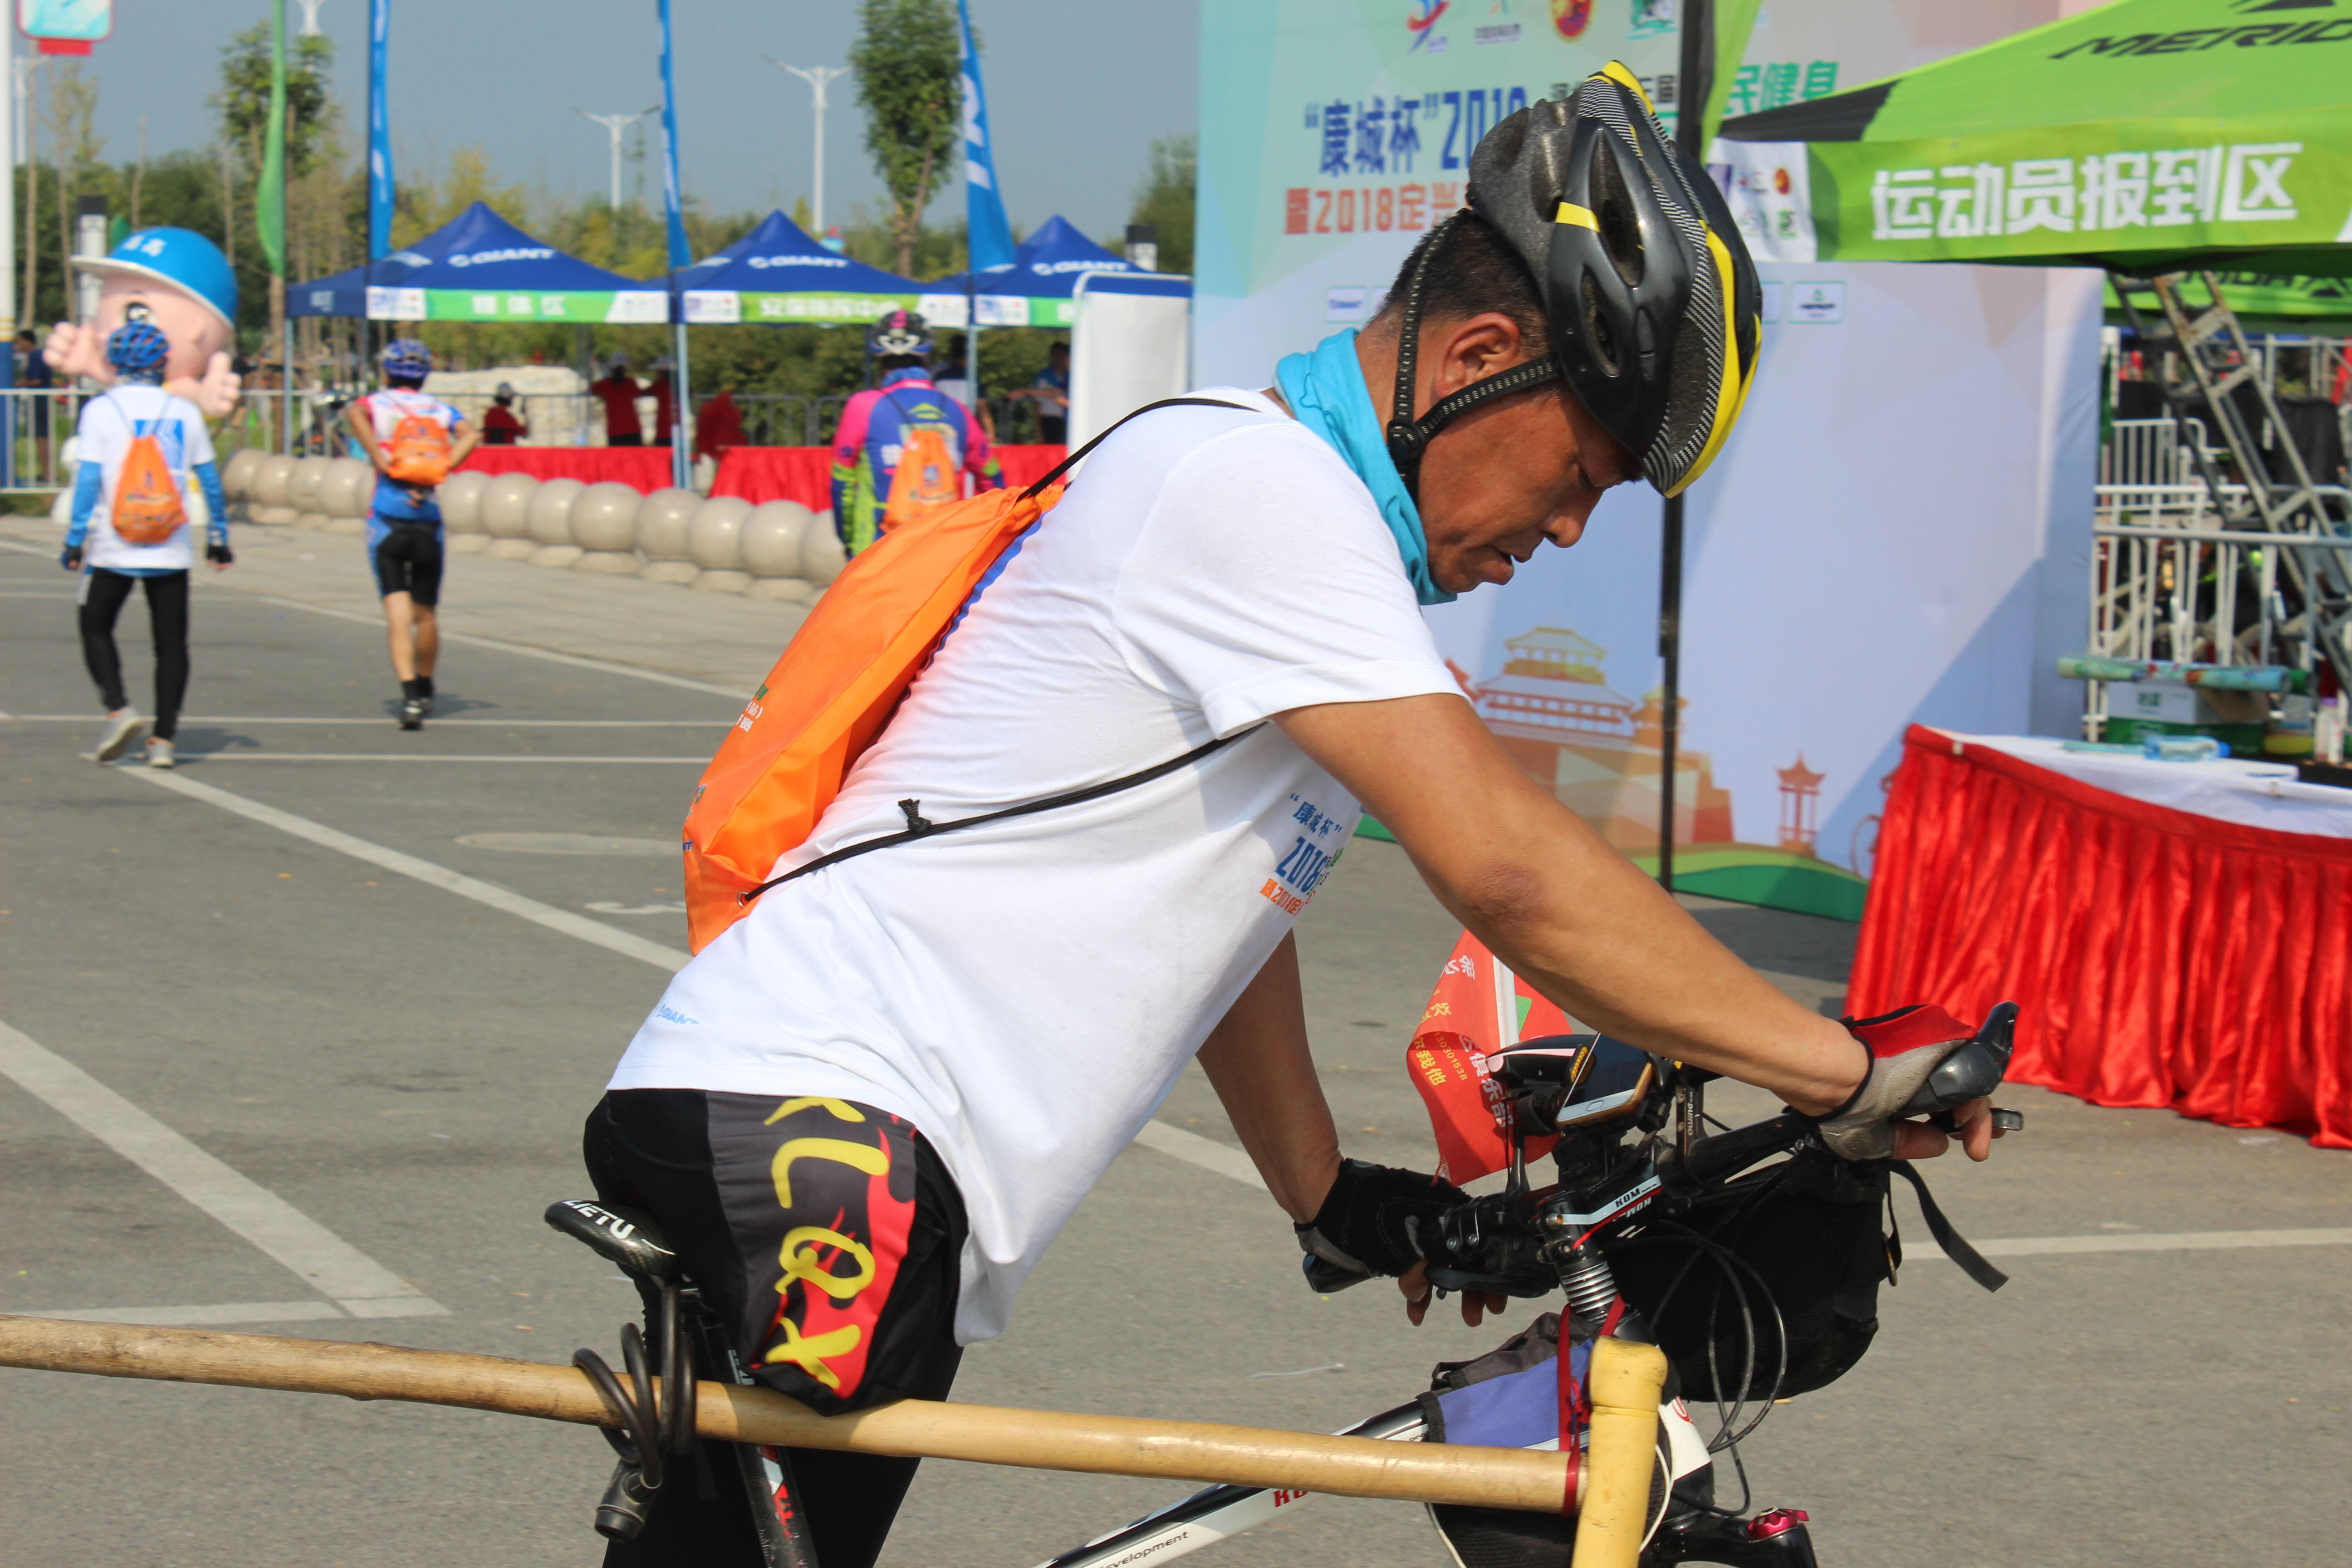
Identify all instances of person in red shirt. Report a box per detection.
[480,382,528,446]
[696,387,746,460]
[590,358,645,447]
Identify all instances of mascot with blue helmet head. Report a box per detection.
[44,227,242,419]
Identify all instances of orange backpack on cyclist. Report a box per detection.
[681,398,1235,953]
[110,424,188,546]
[383,407,455,486]
[880,423,964,534]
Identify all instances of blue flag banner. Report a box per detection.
[657,0,691,271]
[367,0,392,263]
[958,0,1015,274]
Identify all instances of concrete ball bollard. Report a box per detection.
[525,476,589,567]
[321,457,373,534]
[688,495,755,593]
[286,457,325,508]
[316,458,370,529]
[799,520,849,588]
[634,487,703,584]
[480,472,541,559]
[248,454,299,525]
[738,500,813,578]
[438,471,492,553]
[570,482,645,574]
[221,448,265,518]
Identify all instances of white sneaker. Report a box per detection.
[94,709,145,763]
[145,737,176,769]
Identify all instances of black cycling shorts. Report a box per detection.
[370,521,444,606]
[583,1088,966,1568]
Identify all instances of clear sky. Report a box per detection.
[43,0,1200,242]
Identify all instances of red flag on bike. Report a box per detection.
[1406,931,1576,1183]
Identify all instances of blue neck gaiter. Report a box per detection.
[1274,328,1452,606]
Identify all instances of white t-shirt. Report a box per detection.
[76,386,216,573]
[608,390,1461,1342]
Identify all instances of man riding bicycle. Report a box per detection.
[587,72,1999,1568]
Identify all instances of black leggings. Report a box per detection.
[79,569,190,740]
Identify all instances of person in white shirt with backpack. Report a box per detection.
[582,73,2003,1568]
[343,338,478,730]
[58,321,231,770]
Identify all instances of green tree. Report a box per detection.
[45,61,102,310]
[1127,133,1195,276]
[849,0,959,278]
[212,23,336,179]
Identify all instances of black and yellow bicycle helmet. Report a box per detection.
[1387,64,1762,499]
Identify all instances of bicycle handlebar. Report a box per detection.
[1654,1111,1813,1200]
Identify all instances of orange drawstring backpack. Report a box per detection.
[111,434,188,545]
[383,410,455,486]
[681,398,1244,953]
[880,423,964,534]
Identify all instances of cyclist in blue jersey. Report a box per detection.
[343,338,479,730]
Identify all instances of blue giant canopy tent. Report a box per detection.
[289,202,669,324]
[678,210,923,326]
[922,215,1178,329]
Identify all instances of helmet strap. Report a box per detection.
[1383,211,1562,503]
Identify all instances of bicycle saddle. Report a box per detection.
[544,1199,679,1280]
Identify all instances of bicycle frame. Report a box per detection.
[1035,1395,1718,1568]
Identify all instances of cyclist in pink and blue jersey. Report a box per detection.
[827,311,1000,555]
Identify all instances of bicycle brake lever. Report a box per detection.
[1897,1001,2019,1120]
[1300,1252,1373,1295]
[1929,1106,2025,1134]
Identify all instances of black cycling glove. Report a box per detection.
[206,540,234,566]
[1294,1158,1467,1278]
[60,545,82,572]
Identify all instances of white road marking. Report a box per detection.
[1960,1227,2352,1259]
[247,593,748,699]
[3,716,729,726]
[129,768,692,973]
[22,1301,354,1328]
[172,754,706,764]
[1132,1120,1268,1192]
[0,1020,446,1318]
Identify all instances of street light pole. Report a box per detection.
[575,108,655,211]
[767,60,847,234]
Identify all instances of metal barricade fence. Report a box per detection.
[2,383,1015,498]
[2087,413,2352,735]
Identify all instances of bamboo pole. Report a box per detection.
[1571,1336,1670,1568]
[0,1316,1577,1514]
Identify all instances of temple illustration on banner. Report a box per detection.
[1453,627,1868,920]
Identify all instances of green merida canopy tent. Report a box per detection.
[1715,0,2352,280]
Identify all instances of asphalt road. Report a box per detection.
[1,531,2345,1568]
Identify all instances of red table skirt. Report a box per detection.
[1850,724,2352,1147]
[458,446,679,491]
[710,445,1069,511]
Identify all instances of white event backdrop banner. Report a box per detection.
[1196,0,2101,920]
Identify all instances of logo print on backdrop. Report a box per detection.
[1550,0,1593,39]
[1409,0,1450,49]
[1629,0,1676,41]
